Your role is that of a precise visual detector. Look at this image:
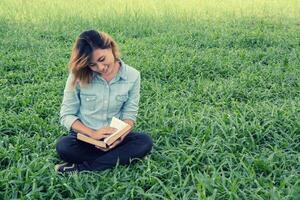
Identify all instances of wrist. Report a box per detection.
[88,130,97,138]
[123,119,135,127]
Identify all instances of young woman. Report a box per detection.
[55,30,153,173]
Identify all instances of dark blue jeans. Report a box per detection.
[56,131,153,171]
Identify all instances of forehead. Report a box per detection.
[91,48,112,60]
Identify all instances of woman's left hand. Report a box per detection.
[108,131,130,149]
[94,132,130,150]
[108,119,134,149]
[95,119,134,150]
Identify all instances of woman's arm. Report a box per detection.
[60,74,99,136]
[60,74,80,131]
[121,72,141,124]
[72,119,117,140]
[109,73,140,148]
[71,120,96,136]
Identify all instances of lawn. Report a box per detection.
[0,0,299,199]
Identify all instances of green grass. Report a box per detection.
[0,0,300,199]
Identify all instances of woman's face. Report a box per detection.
[88,48,116,76]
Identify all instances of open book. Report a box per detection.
[77,117,132,151]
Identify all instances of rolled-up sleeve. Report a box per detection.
[121,72,140,122]
[60,73,80,131]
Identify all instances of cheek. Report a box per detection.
[107,54,115,64]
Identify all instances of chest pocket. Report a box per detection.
[116,94,128,102]
[114,94,129,109]
[80,94,97,111]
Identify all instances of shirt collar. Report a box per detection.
[118,59,127,80]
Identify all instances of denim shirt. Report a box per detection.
[60,60,140,131]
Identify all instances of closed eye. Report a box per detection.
[98,56,105,62]
[89,56,105,67]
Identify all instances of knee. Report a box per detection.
[137,133,153,155]
[56,136,73,159]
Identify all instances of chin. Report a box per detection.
[102,70,111,76]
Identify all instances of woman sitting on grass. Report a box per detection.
[55,30,153,173]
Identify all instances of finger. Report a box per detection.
[124,131,130,138]
[109,139,121,149]
[102,127,117,134]
[121,131,130,141]
[98,126,108,131]
[102,126,115,130]
[120,135,125,141]
[107,127,118,132]
[95,145,107,151]
[98,134,111,140]
[109,142,117,149]
[94,133,110,140]
[99,126,112,132]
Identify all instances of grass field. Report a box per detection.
[0,0,300,199]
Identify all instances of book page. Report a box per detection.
[110,117,128,130]
[104,117,128,142]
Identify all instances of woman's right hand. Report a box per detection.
[91,126,117,140]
